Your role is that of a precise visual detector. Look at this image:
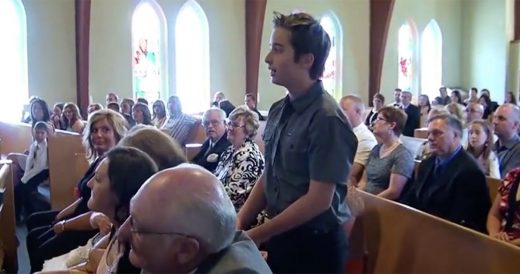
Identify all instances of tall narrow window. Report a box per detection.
[398,21,417,93]
[320,13,342,100]
[0,0,27,122]
[132,0,167,103]
[421,20,442,100]
[175,0,210,114]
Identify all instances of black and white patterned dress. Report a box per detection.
[214,139,265,211]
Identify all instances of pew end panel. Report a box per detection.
[0,161,18,273]
[0,121,33,156]
[47,132,88,210]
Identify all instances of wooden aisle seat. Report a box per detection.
[486,176,502,202]
[0,160,18,273]
[347,189,520,274]
[414,127,428,139]
[0,121,33,156]
[47,130,88,210]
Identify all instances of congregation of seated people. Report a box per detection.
[8,82,520,274]
[5,11,520,274]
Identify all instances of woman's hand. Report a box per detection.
[490,231,510,242]
[90,212,112,235]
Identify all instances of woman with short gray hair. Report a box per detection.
[214,106,264,211]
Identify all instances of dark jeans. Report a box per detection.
[265,224,348,274]
[14,169,49,218]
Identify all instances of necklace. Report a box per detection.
[380,140,400,158]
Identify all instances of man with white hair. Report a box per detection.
[339,95,377,184]
[192,108,231,172]
[118,164,272,274]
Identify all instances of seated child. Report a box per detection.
[15,121,50,220]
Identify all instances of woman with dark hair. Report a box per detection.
[151,100,166,128]
[51,103,64,130]
[132,102,152,126]
[62,102,85,134]
[505,91,517,105]
[85,147,157,273]
[365,93,385,130]
[30,98,52,128]
[479,94,493,120]
[418,94,431,128]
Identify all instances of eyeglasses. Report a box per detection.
[375,116,388,123]
[226,121,245,129]
[128,217,194,238]
[202,120,222,127]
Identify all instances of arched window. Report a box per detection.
[0,0,27,122]
[175,0,210,114]
[132,0,167,104]
[421,20,442,100]
[320,13,342,100]
[398,20,417,93]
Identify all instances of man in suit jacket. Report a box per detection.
[192,108,231,172]
[400,91,420,137]
[212,91,236,117]
[400,114,491,233]
[118,164,272,274]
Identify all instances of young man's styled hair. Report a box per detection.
[272,12,331,80]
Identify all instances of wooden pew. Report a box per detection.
[348,190,520,273]
[414,127,428,139]
[0,121,32,157]
[486,176,502,202]
[400,136,426,156]
[0,160,18,273]
[47,130,88,210]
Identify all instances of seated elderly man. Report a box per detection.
[401,114,491,232]
[339,95,377,184]
[192,108,231,173]
[118,164,272,274]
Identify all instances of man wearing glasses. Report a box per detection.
[118,164,272,274]
[192,108,230,172]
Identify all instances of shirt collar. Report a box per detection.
[436,145,462,167]
[496,134,520,149]
[286,81,324,114]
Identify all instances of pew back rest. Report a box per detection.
[400,136,427,156]
[0,161,17,272]
[351,190,520,273]
[414,127,428,139]
[0,121,33,156]
[486,176,502,202]
[47,131,89,210]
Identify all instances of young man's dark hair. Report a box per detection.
[272,12,330,80]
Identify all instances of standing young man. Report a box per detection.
[237,12,357,273]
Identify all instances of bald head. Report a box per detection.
[339,95,365,127]
[134,164,236,250]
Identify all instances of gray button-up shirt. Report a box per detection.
[262,81,358,231]
[494,134,520,178]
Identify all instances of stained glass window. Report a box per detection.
[132,0,167,103]
[0,0,27,122]
[398,21,417,92]
[320,13,342,100]
[421,20,443,100]
[175,0,210,114]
